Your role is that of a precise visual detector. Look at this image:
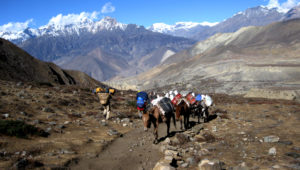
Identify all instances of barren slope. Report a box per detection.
[0,38,102,88]
[109,19,300,100]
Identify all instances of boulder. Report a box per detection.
[198,159,221,170]
[268,147,276,156]
[263,135,279,143]
[153,161,176,170]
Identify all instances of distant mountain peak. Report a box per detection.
[148,21,218,35]
[283,4,300,20]
[0,16,127,43]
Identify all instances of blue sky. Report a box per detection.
[1,0,300,31]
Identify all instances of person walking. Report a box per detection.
[136,91,148,118]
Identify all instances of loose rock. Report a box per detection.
[198,159,222,170]
[153,161,176,170]
[263,135,279,143]
[268,147,276,156]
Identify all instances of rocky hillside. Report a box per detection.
[108,19,300,100]
[0,38,102,88]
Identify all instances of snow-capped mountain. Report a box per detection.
[149,6,294,40]
[0,16,127,44]
[148,22,218,33]
[282,4,300,20]
[16,17,196,81]
[148,21,218,38]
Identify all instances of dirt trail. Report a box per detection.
[71,120,180,170]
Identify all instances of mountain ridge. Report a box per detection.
[108,19,300,100]
[0,38,103,88]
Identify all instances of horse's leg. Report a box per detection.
[153,111,159,144]
[204,107,209,123]
[142,113,149,131]
[186,109,190,129]
[172,111,176,129]
[180,116,183,130]
[183,106,190,130]
[166,114,171,137]
[184,113,188,130]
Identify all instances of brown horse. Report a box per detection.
[174,100,191,130]
[142,105,176,144]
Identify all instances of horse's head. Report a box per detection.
[142,107,154,131]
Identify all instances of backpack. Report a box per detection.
[136,97,145,108]
[196,94,202,101]
[96,87,104,93]
[137,91,148,101]
[97,93,110,105]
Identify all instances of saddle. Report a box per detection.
[177,98,190,107]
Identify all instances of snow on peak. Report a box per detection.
[0,13,128,42]
[95,16,127,31]
[148,23,173,33]
[199,21,219,27]
[263,0,300,13]
[0,19,34,42]
[149,21,218,33]
[38,14,127,36]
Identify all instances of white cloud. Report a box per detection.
[101,2,116,14]
[0,19,33,32]
[266,0,300,12]
[46,11,100,27]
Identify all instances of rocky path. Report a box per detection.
[71,120,179,170]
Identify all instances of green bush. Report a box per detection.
[0,120,49,138]
[127,100,136,108]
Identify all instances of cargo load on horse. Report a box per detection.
[186,93,196,105]
[171,93,182,106]
[144,97,176,144]
[204,95,213,107]
[157,97,174,115]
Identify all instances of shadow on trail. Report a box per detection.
[156,119,200,143]
[207,114,217,122]
[155,113,218,144]
[157,130,184,143]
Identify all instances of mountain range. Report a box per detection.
[149,5,300,40]
[109,18,300,100]
[0,5,300,83]
[11,17,195,81]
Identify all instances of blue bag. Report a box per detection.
[196,94,202,101]
[137,97,145,108]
